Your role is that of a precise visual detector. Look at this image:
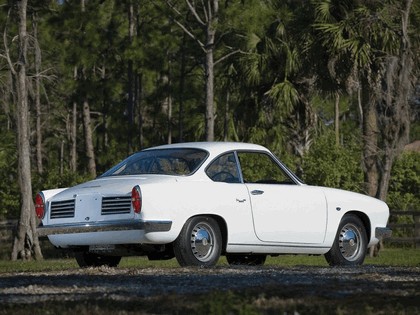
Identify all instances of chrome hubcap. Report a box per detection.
[190,223,214,262]
[339,223,362,261]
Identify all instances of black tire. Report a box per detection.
[173,216,222,267]
[325,214,367,266]
[226,254,266,266]
[75,252,121,268]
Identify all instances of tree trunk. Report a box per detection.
[11,0,43,261]
[33,12,43,174]
[204,1,218,141]
[82,99,96,178]
[334,92,340,146]
[167,80,173,145]
[205,46,215,141]
[69,101,77,172]
[166,0,219,141]
[178,33,187,142]
[137,73,144,149]
[127,1,138,153]
[361,81,379,197]
[224,89,230,141]
[376,0,413,201]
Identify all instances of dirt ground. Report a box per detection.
[0,265,419,314]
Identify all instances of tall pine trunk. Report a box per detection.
[69,101,77,172]
[204,0,218,141]
[82,99,96,178]
[205,44,215,141]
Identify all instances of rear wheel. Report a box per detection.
[75,252,121,268]
[325,214,367,266]
[173,216,222,267]
[226,254,266,266]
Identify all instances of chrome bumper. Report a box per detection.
[375,227,392,239]
[37,219,172,237]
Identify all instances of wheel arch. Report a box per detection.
[185,214,228,254]
[345,210,371,241]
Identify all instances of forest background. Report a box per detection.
[0,0,419,260]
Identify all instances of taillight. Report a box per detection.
[131,186,142,214]
[35,193,45,219]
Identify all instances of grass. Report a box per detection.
[0,247,418,273]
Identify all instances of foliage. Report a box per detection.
[387,152,420,211]
[0,0,418,224]
[0,127,18,220]
[302,130,364,192]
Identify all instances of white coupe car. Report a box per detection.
[36,142,391,267]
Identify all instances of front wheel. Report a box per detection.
[173,216,222,267]
[75,252,121,268]
[325,214,367,266]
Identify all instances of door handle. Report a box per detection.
[251,190,264,195]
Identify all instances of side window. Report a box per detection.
[237,152,294,184]
[206,153,240,183]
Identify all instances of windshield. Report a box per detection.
[100,148,208,177]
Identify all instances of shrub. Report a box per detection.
[302,131,363,192]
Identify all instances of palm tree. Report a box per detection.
[236,2,318,163]
[312,0,416,200]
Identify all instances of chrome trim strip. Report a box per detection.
[375,227,392,239]
[37,219,172,236]
[228,243,330,249]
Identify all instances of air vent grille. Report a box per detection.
[50,199,75,219]
[101,196,132,215]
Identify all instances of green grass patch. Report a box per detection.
[0,248,418,273]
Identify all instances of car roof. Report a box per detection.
[144,142,270,156]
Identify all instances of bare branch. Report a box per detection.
[186,0,206,25]
[201,0,209,22]
[2,9,17,75]
[214,49,242,66]
[163,1,206,52]
[165,0,182,16]
[173,19,206,52]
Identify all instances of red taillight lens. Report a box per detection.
[35,193,45,219]
[131,186,142,214]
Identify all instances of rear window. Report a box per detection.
[100,148,208,177]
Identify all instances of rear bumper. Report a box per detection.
[37,219,172,237]
[375,227,392,239]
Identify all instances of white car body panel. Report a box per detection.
[246,184,327,244]
[37,142,390,260]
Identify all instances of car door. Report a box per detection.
[205,152,256,244]
[237,151,327,244]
